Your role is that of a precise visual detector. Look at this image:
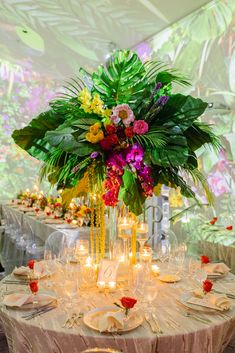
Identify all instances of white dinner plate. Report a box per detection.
[5,295,57,310]
[83,306,143,333]
[179,292,229,313]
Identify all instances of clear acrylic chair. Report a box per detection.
[80,349,122,353]
[44,231,68,258]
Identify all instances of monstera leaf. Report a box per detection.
[12,110,65,158]
[151,124,188,167]
[153,94,208,131]
[92,50,146,109]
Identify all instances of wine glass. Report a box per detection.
[144,282,158,311]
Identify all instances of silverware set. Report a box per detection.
[3,280,29,285]
[62,313,83,328]
[21,302,57,320]
[145,312,163,334]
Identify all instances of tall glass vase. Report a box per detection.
[108,206,118,260]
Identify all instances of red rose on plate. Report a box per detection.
[27,259,36,270]
[120,297,137,309]
[201,255,210,264]
[203,279,213,293]
[226,225,233,231]
[29,280,39,294]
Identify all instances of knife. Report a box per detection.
[145,313,158,333]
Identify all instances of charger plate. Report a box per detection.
[83,306,143,333]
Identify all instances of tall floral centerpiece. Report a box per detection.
[12,50,219,262]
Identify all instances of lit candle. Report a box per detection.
[136,222,148,234]
[151,264,160,275]
[140,247,152,262]
[108,281,116,290]
[97,281,106,289]
[76,240,89,257]
[85,256,92,267]
[119,255,125,263]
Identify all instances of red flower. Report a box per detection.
[67,218,72,224]
[27,259,35,270]
[203,279,213,293]
[226,225,233,230]
[105,124,117,135]
[100,134,118,150]
[210,217,218,225]
[201,255,210,264]
[120,297,137,309]
[54,202,61,208]
[29,281,39,294]
[124,126,135,138]
[109,134,118,145]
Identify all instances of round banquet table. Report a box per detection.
[0,268,235,353]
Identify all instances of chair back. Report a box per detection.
[44,230,68,258]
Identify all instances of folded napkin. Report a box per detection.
[13,261,52,278]
[3,293,55,307]
[13,266,30,276]
[204,263,230,275]
[188,293,231,311]
[98,310,125,332]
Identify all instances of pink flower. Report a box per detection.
[133,120,149,135]
[111,104,135,126]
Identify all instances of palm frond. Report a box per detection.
[185,167,214,204]
[144,60,190,86]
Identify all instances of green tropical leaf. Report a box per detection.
[12,110,65,159]
[118,170,145,215]
[153,94,208,131]
[92,50,146,108]
[151,124,188,167]
[144,60,190,86]
[185,122,221,151]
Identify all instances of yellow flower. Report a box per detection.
[86,129,104,144]
[78,88,91,103]
[103,109,112,119]
[169,188,183,208]
[90,94,104,115]
[86,132,93,142]
[90,122,101,134]
[153,183,162,196]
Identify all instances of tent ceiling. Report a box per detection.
[0,0,211,77]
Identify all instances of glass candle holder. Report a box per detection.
[136,222,148,251]
[118,217,132,263]
[75,240,89,263]
[139,246,152,281]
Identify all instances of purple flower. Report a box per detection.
[90,152,99,159]
[126,143,144,164]
[150,82,162,99]
[157,95,169,106]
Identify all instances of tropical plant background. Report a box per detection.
[1,0,235,221]
[135,0,235,224]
